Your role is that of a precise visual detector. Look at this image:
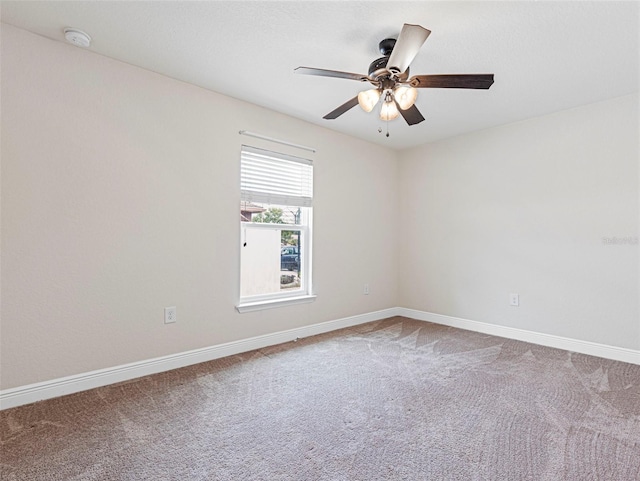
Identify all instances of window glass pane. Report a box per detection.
[240,225,302,297]
[240,201,304,226]
[280,230,301,291]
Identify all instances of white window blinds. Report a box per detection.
[240,145,313,207]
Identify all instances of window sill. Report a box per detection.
[236,294,317,313]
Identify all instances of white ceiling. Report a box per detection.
[1,1,638,150]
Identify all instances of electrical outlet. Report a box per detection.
[364,284,370,295]
[164,306,177,324]
[509,293,520,307]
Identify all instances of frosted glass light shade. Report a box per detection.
[357,89,381,112]
[380,100,400,121]
[394,86,418,110]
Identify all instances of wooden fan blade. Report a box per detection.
[409,74,494,89]
[323,96,360,120]
[295,67,369,82]
[386,24,431,75]
[394,99,425,126]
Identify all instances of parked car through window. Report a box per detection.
[280,246,299,271]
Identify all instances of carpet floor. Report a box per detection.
[1,316,639,480]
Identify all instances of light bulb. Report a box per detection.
[394,86,418,110]
[357,89,381,113]
[380,100,400,121]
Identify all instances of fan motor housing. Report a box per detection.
[368,57,390,79]
[369,38,410,81]
[368,57,410,81]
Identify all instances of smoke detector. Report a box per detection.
[64,28,91,48]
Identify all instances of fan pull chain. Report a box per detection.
[378,120,391,137]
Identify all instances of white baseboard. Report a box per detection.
[0,308,399,410]
[398,308,640,366]
[3,306,638,410]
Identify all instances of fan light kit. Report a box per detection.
[64,28,91,48]
[295,23,494,135]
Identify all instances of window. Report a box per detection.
[237,145,315,312]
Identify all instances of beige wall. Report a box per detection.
[398,94,639,349]
[2,23,638,392]
[0,25,399,389]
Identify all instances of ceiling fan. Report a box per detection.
[295,23,494,127]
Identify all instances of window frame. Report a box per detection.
[236,145,315,313]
